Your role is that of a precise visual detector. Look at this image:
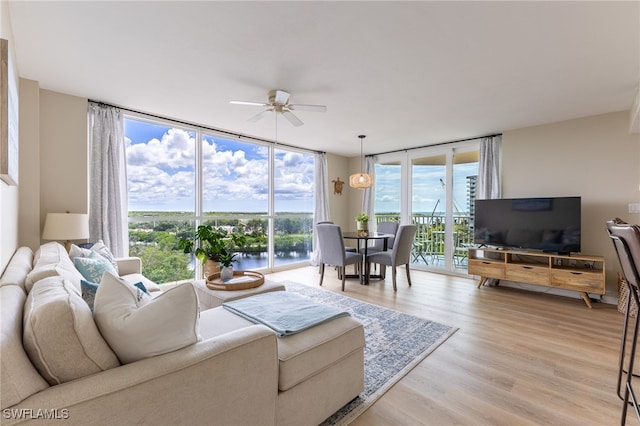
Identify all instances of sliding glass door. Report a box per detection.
[374,141,478,273]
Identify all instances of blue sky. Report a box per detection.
[376,162,478,214]
[124,118,314,213]
[124,118,477,214]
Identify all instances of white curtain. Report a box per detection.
[362,155,376,226]
[477,135,502,200]
[311,152,330,265]
[88,103,129,257]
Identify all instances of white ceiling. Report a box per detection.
[7,1,640,157]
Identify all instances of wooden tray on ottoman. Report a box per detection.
[206,270,264,291]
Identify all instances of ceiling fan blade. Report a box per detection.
[230,100,269,107]
[289,104,327,113]
[274,90,290,105]
[248,109,272,123]
[282,110,303,127]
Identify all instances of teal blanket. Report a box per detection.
[223,291,350,336]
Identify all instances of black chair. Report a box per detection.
[316,223,362,291]
[606,218,640,425]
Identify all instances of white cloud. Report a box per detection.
[126,128,315,211]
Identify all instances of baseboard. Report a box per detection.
[486,279,618,306]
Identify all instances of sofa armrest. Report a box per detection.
[115,257,142,276]
[6,325,279,426]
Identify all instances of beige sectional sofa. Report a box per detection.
[0,242,365,425]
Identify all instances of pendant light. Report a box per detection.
[349,134,372,189]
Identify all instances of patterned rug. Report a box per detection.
[283,281,458,425]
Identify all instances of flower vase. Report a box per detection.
[356,220,369,236]
[220,266,234,281]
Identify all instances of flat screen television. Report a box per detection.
[473,196,581,254]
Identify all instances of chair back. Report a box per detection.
[316,223,347,267]
[607,219,640,289]
[374,222,399,250]
[392,225,417,265]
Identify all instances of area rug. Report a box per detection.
[283,281,458,425]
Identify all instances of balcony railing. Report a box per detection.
[374,213,473,268]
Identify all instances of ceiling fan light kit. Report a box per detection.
[349,134,372,189]
[230,89,326,127]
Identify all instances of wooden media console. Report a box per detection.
[468,247,605,308]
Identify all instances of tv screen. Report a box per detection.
[474,196,581,253]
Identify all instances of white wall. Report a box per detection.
[38,90,88,232]
[0,0,17,271]
[18,78,40,249]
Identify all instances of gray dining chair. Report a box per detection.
[316,223,362,291]
[368,221,399,273]
[366,224,417,291]
[371,221,399,252]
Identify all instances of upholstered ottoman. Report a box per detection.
[198,300,365,426]
[192,278,286,310]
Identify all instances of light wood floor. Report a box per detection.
[266,266,631,425]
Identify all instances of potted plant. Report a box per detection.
[218,252,237,281]
[355,212,369,236]
[178,225,246,278]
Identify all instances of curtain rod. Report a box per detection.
[88,100,325,155]
[368,133,502,157]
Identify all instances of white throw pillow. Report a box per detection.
[90,240,119,273]
[94,272,201,364]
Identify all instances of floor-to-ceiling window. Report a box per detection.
[374,140,479,274]
[124,115,315,283]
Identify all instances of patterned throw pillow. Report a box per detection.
[81,279,99,311]
[74,252,117,284]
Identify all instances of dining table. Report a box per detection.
[342,231,394,285]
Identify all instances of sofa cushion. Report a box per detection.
[1,285,49,409]
[25,242,84,294]
[199,305,365,392]
[0,247,33,292]
[94,272,201,364]
[74,251,118,284]
[23,276,121,386]
[275,315,365,391]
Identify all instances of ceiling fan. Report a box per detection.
[230,89,327,127]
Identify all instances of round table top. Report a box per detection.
[342,232,394,240]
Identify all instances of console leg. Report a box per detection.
[580,292,593,308]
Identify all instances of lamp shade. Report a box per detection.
[42,213,90,241]
[349,134,372,189]
[349,173,372,189]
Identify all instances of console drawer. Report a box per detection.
[468,259,504,279]
[505,264,549,285]
[550,269,605,294]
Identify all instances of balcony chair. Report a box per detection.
[606,218,640,425]
[366,225,417,291]
[316,223,362,291]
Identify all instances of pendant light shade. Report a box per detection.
[349,135,372,189]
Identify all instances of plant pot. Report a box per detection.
[220,266,234,281]
[205,259,220,278]
[356,220,369,236]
